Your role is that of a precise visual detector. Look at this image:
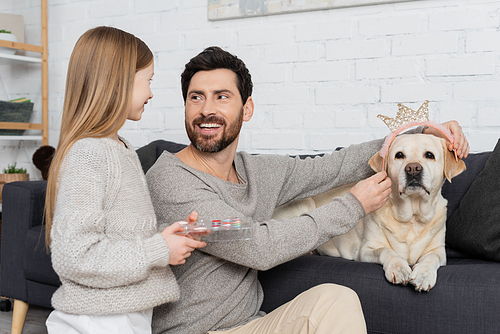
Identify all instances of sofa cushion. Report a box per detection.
[445,139,500,262]
[136,140,162,174]
[155,140,187,157]
[441,150,491,220]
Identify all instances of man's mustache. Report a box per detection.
[192,115,226,126]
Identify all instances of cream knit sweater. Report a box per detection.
[50,137,179,315]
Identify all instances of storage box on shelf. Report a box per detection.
[0,100,34,136]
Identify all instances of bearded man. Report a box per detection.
[146,46,469,334]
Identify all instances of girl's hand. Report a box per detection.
[161,222,206,265]
[184,211,198,224]
[179,211,210,241]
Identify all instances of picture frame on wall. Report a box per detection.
[208,0,416,21]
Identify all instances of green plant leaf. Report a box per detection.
[3,162,27,174]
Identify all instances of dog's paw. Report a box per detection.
[408,263,437,292]
[383,259,412,285]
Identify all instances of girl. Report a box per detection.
[44,26,205,333]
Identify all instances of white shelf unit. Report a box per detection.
[0,135,43,141]
[0,0,48,146]
[0,53,42,65]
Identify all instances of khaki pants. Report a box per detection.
[209,284,367,334]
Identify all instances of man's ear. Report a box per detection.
[243,96,254,122]
[443,141,466,182]
[369,152,384,173]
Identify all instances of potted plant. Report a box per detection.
[0,29,17,55]
[0,163,29,201]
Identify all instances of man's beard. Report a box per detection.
[186,109,244,153]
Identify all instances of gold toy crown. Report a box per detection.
[377,100,429,132]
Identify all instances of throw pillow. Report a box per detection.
[446,138,500,262]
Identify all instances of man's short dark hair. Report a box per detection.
[181,46,253,105]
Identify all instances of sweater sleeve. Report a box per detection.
[50,140,170,289]
[270,126,426,207]
[210,193,366,271]
[261,138,383,207]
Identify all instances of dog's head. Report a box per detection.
[369,134,466,199]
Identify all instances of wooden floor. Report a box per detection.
[0,302,51,334]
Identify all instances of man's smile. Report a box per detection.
[199,123,222,129]
[196,123,223,137]
[193,116,226,136]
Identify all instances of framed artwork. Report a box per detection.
[208,0,416,20]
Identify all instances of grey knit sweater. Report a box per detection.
[147,134,423,334]
[50,137,180,315]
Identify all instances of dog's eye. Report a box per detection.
[395,152,405,159]
[425,151,435,160]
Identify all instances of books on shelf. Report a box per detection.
[7,98,31,103]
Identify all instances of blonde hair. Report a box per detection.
[45,26,153,246]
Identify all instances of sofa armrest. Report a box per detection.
[1,180,48,301]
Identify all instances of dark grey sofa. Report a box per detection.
[1,140,499,334]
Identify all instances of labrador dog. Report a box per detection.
[272,134,466,291]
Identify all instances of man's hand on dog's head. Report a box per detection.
[424,120,470,159]
[350,171,392,215]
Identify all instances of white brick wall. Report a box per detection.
[1,0,500,178]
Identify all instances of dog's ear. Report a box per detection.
[443,141,466,182]
[369,152,384,173]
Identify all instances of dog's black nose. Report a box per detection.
[405,163,422,176]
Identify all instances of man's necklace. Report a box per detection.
[191,151,239,183]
